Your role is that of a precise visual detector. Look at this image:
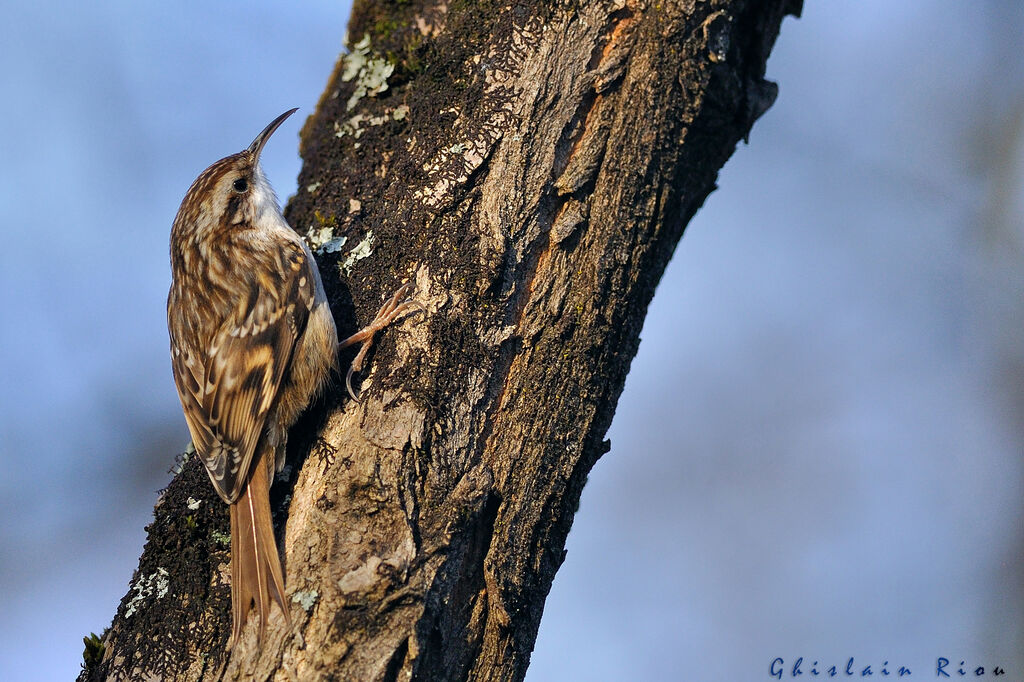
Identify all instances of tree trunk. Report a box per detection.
[81,0,800,679]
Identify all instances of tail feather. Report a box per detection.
[229,456,290,646]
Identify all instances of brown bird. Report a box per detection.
[167,108,416,646]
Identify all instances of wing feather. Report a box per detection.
[170,240,316,504]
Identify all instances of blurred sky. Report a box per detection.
[1,2,1021,680]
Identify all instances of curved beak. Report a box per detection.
[247,108,298,161]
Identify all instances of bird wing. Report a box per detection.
[170,240,318,504]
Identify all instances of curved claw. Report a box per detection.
[345,365,360,402]
[339,282,423,401]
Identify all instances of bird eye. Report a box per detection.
[232,178,249,192]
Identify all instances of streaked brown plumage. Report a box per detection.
[168,108,337,646]
[168,109,419,648]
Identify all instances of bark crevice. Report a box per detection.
[80,1,800,680]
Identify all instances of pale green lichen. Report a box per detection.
[291,589,319,612]
[393,104,410,121]
[342,34,394,111]
[335,110,396,139]
[307,217,347,254]
[340,233,375,275]
[168,441,195,477]
[307,226,339,250]
[334,113,364,138]
[210,529,231,548]
[306,182,321,193]
[320,236,348,254]
[124,568,169,618]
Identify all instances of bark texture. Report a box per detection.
[82,0,800,680]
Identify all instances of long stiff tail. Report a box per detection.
[229,455,290,646]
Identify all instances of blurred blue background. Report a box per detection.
[1,2,1021,680]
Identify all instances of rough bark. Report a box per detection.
[81,0,800,680]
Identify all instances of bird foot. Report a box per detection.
[339,283,422,400]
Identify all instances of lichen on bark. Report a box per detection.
[81,1,800,680]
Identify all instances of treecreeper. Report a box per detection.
[166,108,418,648]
